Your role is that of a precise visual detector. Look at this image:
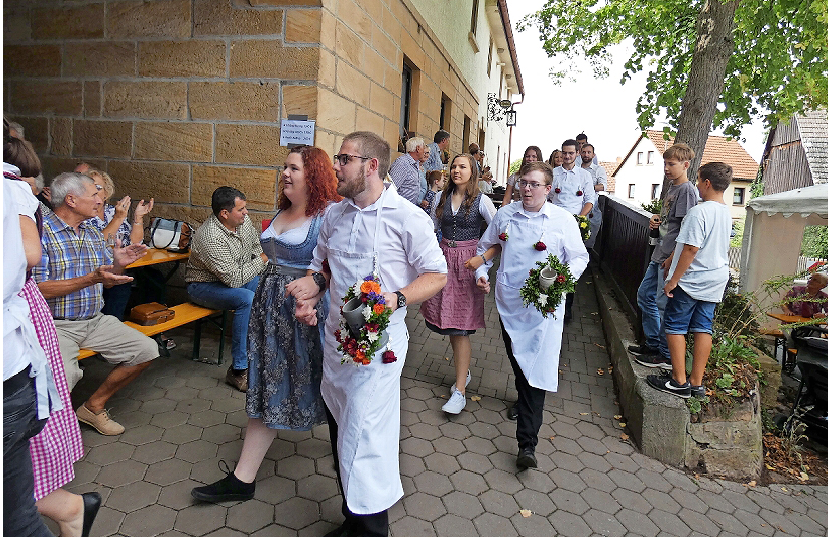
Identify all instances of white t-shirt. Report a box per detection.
[667,201,732,303]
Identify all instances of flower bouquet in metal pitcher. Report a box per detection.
[335,275,394,365]
[519,254,575,318]
[575,214,591,242]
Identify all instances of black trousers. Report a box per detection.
[500,320,546,450]
[325,405,389,537]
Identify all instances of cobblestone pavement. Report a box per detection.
[64,273,828,537]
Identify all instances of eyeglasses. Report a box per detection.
[519,180,548,190]
[333,154,371,166]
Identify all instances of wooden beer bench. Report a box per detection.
[78,303,228,364]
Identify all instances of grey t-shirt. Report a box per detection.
[652,180,699,264]
[667,201,732,303]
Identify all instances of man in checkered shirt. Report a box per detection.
[32,172,159,436]
[185,186,267,393]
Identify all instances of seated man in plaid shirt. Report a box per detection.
[33,172,158,436]
[185,187,266,393]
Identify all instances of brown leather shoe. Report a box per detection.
[76,403,125,435]
[225,367,248,392]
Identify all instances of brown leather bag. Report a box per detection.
[129,302,175,326]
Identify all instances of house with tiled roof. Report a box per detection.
[599,160,620,194]
[610,130,759,219]
[760,109,828,195]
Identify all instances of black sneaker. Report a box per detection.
[627,343,659,357]
[516,447,538,470]
[646,374,691,399]
[191,461,255,503]
[635,354,672,370]
[690,385,706,398]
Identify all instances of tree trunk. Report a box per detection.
[661,0,739,198]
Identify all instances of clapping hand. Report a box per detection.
[92,265,134,287]
[114,196,132,219]
[112,239,148,268]
[133,198,154,221]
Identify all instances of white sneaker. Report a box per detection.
[442,390,467,414]
[450,370,472,394]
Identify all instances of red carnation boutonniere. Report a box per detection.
[556,274,566,283]
[382,350,397,364]
[576,190,583,196]
[498,232,508,241]
[554,187,561,194]
[534,241,547,251]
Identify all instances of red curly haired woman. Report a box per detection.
[192,145,341,504]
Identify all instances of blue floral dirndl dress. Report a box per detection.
[246,213,328,430]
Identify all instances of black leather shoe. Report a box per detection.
[516,447,538,470]
[323,520,358,537]
[191,461,255,503]
[506,405,518,421]
[80,492,102,537]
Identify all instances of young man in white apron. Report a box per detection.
[475,162,589,469]
[289,131,447,537]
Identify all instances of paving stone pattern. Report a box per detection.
[64,274,827,536]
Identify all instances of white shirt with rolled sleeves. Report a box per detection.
[308,183,446,514]
[582,162,608,191]
[475,201,589,391]
[548,165,597,215]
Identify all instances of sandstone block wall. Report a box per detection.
[4,0,322,224]
[4,0,485,225]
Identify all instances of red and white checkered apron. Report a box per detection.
[21,278,84,500]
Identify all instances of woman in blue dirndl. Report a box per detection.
[192,145,341,503]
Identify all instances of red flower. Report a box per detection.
[382,350,397,364]
[576,190,583,196]
[554,187,561,194]
[534,241,547,251]
[361,296,368,303]
[498,232,508,241]
[556,274,566,283]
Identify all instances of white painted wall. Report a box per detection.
[612,137,664,208]
[410,0,515,184]
[612,137,752,220]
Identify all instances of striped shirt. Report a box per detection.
[388,153,421,204]
[184,214,265,287]
[31,211,112,320]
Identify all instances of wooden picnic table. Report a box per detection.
[126,248,189,269]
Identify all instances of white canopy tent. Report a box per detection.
[740,184,828,297]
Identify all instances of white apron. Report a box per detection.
[495,215,565,393]
[320,196,408,515]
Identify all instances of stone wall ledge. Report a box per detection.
[592,267,763,480]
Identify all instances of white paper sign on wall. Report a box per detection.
[280,118,315,146]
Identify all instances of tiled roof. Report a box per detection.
[797,109,828,185]
[644,130,759,181]
[599,161,618,193]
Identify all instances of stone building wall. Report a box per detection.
[4,0,496,225]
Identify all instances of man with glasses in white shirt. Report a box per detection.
[548,139,596,321]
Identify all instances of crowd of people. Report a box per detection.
[7,117,804,537]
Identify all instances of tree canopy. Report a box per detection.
[519,0,828,139]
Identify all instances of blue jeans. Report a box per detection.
[3,369,52,537]
[663,285,716,335]
[188,277,259,370]
[636,261,670,358]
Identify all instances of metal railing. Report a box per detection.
[592,195,653,333]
